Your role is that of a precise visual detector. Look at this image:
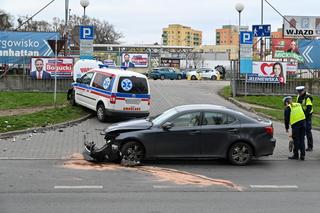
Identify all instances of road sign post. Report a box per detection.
[79,25,94,59]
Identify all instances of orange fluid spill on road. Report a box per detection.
[63,153,123,171]
[63,153,242,191]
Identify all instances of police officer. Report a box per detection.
[283,96,306,160]
[296,86,313,151]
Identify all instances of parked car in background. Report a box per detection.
[149,67,183,80]
[84,104,276,166]
[187,68,220,80]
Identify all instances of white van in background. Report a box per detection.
[68,68,150,121]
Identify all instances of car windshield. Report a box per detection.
[152,108,178,125]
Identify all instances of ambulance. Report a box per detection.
[68,68,150,121]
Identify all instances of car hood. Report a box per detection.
[105,119,153,133]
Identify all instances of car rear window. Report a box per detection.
[117,76,148,94]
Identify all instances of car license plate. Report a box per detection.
[125,99,141,105]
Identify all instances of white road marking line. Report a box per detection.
[153,185,206,189]
[250,185,298,189]
[54,185,103,189]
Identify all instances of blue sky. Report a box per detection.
[1,0,319,44]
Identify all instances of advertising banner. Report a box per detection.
[272,38,304,62]
[121,53,148,68]
[251,61,287,84]
[298,39,320,69]
[0,31,60,64]
[161,58,180,68]
[30,57,74,79]
[73,59,102,81]
[284,16,320,38]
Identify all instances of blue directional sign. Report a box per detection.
[80,26,94,40]
[240,32,253,44]
[252,25,271,37]
[298,39,320,69]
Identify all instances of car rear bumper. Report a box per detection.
[255,138,276,157]
[105,109,150,118]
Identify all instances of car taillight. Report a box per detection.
[264,126,273,136]
[110,94,116,104]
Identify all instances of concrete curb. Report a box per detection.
[0,113,94,139]
[218,90,320,131]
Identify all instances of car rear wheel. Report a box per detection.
[160,75,165,80]
[121,141,145,164]
[96,103,107,122]
[69,90,77,106]
[228,142,253,166]
[191,75,197,80]
[177,75,182,80]
[211,75,217,80]
[153,77,158,80]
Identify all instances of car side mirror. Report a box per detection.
[162,122,174,130]
[76,78,82,83]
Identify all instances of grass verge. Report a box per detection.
[220,85,320,128]
[0,105,90,133]
[0,92,68,110]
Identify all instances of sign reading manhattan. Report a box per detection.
[0,31,60,64]
[284,16,320,38]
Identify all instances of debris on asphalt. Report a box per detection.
[33,130,37,133]
[3,148,7,152]
[58,129,64,132]
[12,137,16,143]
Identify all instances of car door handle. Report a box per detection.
[228,129,239,133]
[189,130,200,135]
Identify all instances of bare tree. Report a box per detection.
[0,10,14,30]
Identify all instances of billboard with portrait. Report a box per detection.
[121,53,148,68]
[272,38,304,62]
[30,57,74,80]
[250,61,287,84]
[284,16,320,38]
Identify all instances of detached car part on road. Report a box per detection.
[84,104,276,166]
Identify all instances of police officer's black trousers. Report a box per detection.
[306,119,313,149]
[292,125,306,158]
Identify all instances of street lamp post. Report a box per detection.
[80,0,89,19]
[234,3,244,98]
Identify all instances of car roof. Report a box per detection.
[91,68,147,78]
[174,104,228,112]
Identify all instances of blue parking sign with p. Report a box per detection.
[240,32,253,44]
[80,26,94,40]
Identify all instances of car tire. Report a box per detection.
[96,103,107,122]
[228,142,253,166]
[121,141,145,164]
[69,90,77,106]
[191,75,196,80]
[177,75,182,80]
[160,75,165,80]
[153,77,158,80]
[211,75,217,80]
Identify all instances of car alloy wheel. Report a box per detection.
[177,75,182,80]
[228,142,252,166]
[96,104,107,122]
[160,75,165,80]
[191,75,196,80]
[211,75,217,80]
[121,141,145,163]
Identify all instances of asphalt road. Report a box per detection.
[1,80,320,212]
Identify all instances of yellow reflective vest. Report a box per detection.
[289,103,306,125]
[296,93,313,114]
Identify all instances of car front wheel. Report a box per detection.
[177,75,182,80]
[211,75,217,80]
[191,75,197,80]
[69,90,77,106]
[96,103,107,122]
[160,75,165,80]
[121,141,145,163]
[228,142,253,166]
